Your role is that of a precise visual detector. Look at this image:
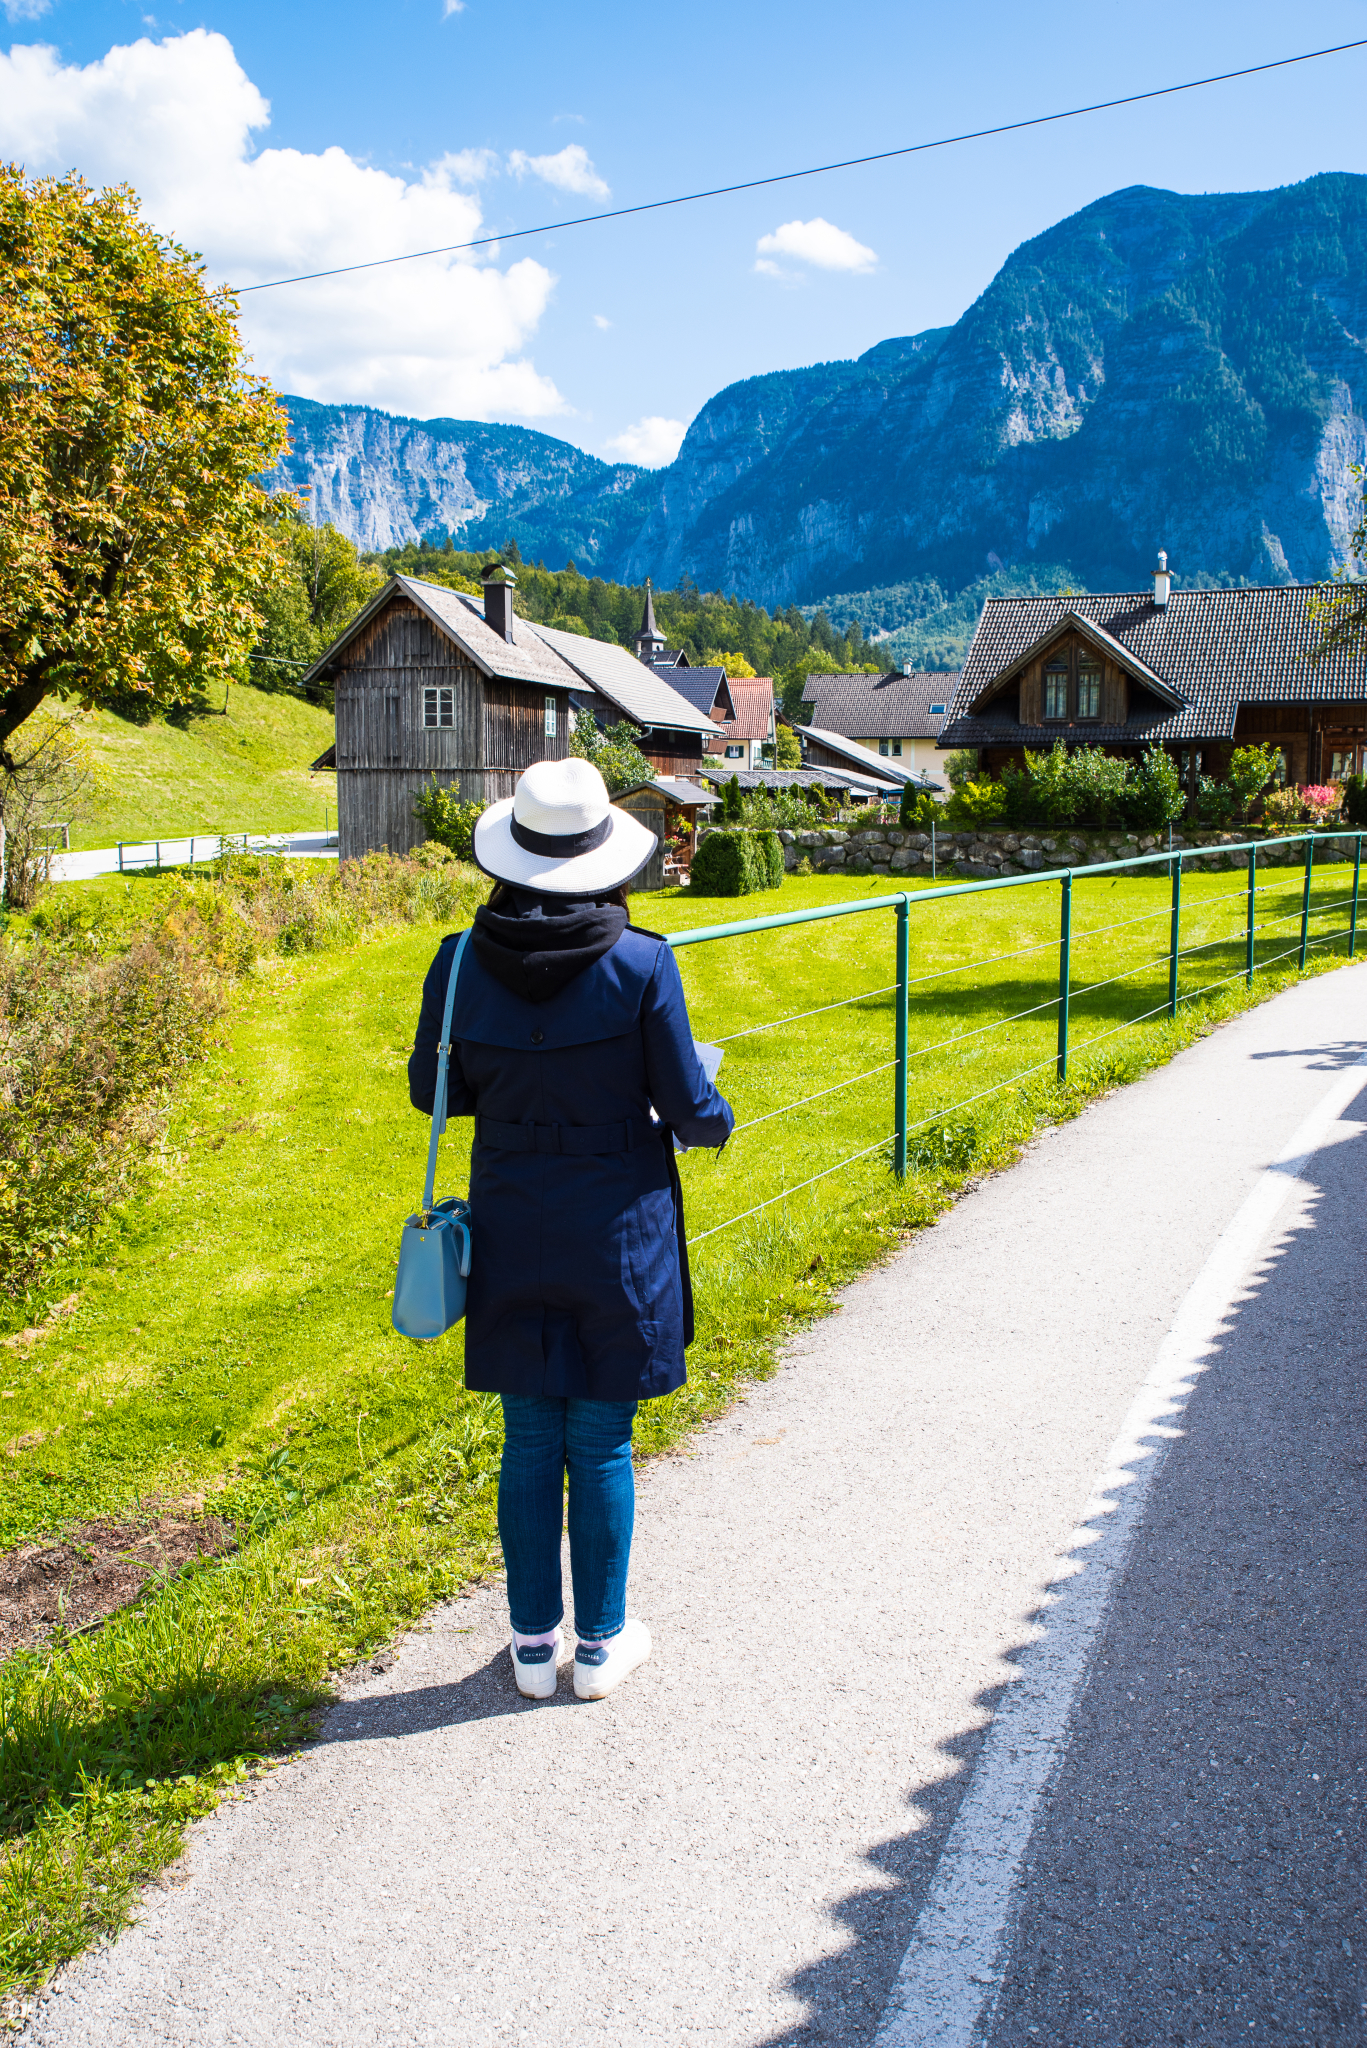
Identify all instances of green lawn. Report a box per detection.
[70,682,336,849]
[0,857,1357,1992]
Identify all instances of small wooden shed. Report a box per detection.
[303,569,581,860]
[615,778,718,891]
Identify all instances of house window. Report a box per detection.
[1330,749,1359,779]
[423,687,454,728]
[544,695,557,737]
[725,743,744,759]
[878,739,904,757]
[1076,659,1102,721]
[1044,661,1069,720]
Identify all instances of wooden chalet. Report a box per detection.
[938,556,1367,803]
[302,567,580,859]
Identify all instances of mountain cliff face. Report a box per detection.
[266,398,648,560]
[632,174,1367,604]
[269,174,1367,606]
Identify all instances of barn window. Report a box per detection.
[544,695,557,737]
[1077,659,1102,720]
[423,687,454,728]
[1044,661,1069,720]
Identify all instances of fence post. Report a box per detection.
[1352,835,1362,961]
[1299,832,1314,970]
[1168,852,1183,1018]
[155,840,161,872]
[894,894,909,1178]
[1245,844,1256,987]
[1056,870,1072,1082]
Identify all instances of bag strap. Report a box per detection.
[421,927,471,1218]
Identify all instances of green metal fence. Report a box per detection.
[668,828,1363,1246]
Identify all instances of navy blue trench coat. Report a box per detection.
[408,925,733,1403]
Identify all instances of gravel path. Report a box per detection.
[24,965,1366,2048]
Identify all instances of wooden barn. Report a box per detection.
[302,567,581,860]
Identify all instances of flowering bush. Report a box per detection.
[1300,783,1342,824]
[1261,784,1307,829]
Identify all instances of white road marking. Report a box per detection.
[874,1049,1367,2048]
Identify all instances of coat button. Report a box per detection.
[530,1029,544,1044]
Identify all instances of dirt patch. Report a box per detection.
[0,1516,236,1662]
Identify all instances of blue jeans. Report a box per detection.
[498,1395,638,1641]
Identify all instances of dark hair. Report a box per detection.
[486,880,630,913]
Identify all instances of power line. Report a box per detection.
[235,38,1367,294]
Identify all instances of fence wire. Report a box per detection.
[684,841,1361,1249]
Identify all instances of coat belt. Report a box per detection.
[476,1116,642,1156]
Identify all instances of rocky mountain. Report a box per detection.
[269,173,1367,611]
[267,397,649,560]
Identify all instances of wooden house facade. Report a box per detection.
[304,572,579,860]
[938,561,1367,803]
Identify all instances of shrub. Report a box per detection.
[1342,773,1367,827]
[1226,743,1283,822]
[899,785,940,831]
[1262,784,1307,830]
[1301,783,1342,824]
[942,750,979,791]
[1196,776,1235,828]
[689,829,781,896]
[944,779,1008,827]
[720,775,744,823]
[412,779,485,859]
[1120,747,1185,830]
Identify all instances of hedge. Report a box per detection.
[689,828,784,896]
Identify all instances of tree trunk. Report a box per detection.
[0,681,54,768]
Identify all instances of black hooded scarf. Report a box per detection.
[471,888,629,1004]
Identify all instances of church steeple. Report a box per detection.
[635,578,667,665]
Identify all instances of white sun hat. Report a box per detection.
[471,758,658,896]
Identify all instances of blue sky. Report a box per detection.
[3,0,1367,463]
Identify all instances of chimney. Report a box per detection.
[1152,549,1171,610]
[481,561,517,643]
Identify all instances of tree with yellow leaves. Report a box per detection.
[0,166,288,766]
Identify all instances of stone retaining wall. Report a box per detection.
[695,825,1361,880]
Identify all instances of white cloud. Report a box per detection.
[428,146,498,187]
[508,143,608,200]
[593,313,611,330]
[3,0,51,22]
[754,216,877,276]
[0,30,565,421]
[441,0,464,13]
[604,416,686,467]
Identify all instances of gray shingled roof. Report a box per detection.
[525,621,717,735]
[658,666,733,719]
[795,723,941,788]
[941,583,1367,750]
[802,670,959,739]
[696,764,898,794]
[302,574,581,692]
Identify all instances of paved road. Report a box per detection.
[23,967,1366,2048]
[51,831,337,881]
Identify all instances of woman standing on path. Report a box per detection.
[409,759,733,1701]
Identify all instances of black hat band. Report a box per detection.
[509,813,613,858]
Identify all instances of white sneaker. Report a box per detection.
[510,1626,563,1700]
[573,1618,651,1700]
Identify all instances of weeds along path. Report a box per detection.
[0,863,1359,2003]
[18,961,1366,2045]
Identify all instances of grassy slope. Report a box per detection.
[71,683,336,850]
[0,861,1358,1991]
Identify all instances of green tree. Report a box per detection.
[941,750,980,792]
[774,723,802,769]
[1225,742,1283,822]
[721,774,744,823]
[0,166,288,760]
[252,514,385,691]
[569,711,655,792]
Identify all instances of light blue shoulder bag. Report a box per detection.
[392,929,472,1342]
